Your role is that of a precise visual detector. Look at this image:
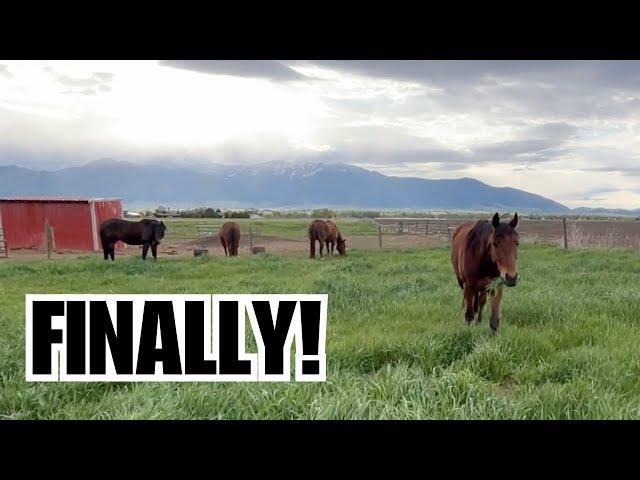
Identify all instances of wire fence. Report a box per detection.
[372,217,640,250]
[162,217,640,255]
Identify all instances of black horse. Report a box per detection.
[99,218,166,261]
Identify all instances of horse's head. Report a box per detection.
[337,237,346,255]
[488,212,519,287]
[154,221,166,241]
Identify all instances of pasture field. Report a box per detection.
[161,217,378,239]
[1,244,640,419]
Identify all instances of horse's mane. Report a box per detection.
[466,220,492,255]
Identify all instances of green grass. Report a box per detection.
[2,244,640,419]
[161,217,377,239]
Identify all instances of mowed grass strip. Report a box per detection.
[1,244,640,419]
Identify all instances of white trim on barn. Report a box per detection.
[89,200,99,251]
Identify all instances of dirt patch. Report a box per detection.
[1,234,448,261]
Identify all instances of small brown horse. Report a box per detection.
[451,212,519,332]
[219,222,241,256]
[308,219,346,258]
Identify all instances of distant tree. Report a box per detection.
[312,208,335,218]
[224,210,250,218]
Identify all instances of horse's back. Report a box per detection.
[220,222,240,238]
[100,217,148,245]
[220,222,241,246]
[309,219,329,240]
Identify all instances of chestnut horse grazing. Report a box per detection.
[451,212,519,332]
[99,218,166,261]
[308,219,346,258]
[219,222,241,256]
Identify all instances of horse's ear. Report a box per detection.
[509,213,518,228]
[492,212,500,229]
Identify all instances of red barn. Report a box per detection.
[0,197,122,251]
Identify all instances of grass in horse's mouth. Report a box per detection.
[486,277,507,293]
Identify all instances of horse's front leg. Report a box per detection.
[490,285,504,333]
[142,243,150,260]
[477,290,487,324]
[151,242,158,260]
[463,286,475,324]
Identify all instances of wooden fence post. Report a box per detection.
[45,220,54,259]
[249,228,253,251]
[447,224,452,243]
[562,218,568,250]
[378,225,382,249]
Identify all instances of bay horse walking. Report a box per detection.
[99,218,166,261]
[219,222,241,256]
[451,212,519,332]
[308,219,346,258]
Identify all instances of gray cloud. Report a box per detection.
[44,67,113,95]
[300,60,640,91]
[160,60,305,81]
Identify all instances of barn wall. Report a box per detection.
[0,201,94,250]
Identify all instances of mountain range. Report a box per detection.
[0,159,613,214]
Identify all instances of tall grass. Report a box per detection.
[1,244,640,419]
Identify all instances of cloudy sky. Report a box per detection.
[1,60,640,209]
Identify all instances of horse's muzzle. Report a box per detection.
[504,273,518,287]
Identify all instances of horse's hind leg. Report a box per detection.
[151,242,158,260]
[326,241,332,257]
[221,237,228,257]
[142,243,149,260]
[477,291,487,324]
[319,241,324,258]
[309,239,315,259]
[103,245,109,260]
[109,244,115,261]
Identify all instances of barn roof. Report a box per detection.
[0,197,122,203]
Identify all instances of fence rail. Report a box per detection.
[373,217,640,250]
